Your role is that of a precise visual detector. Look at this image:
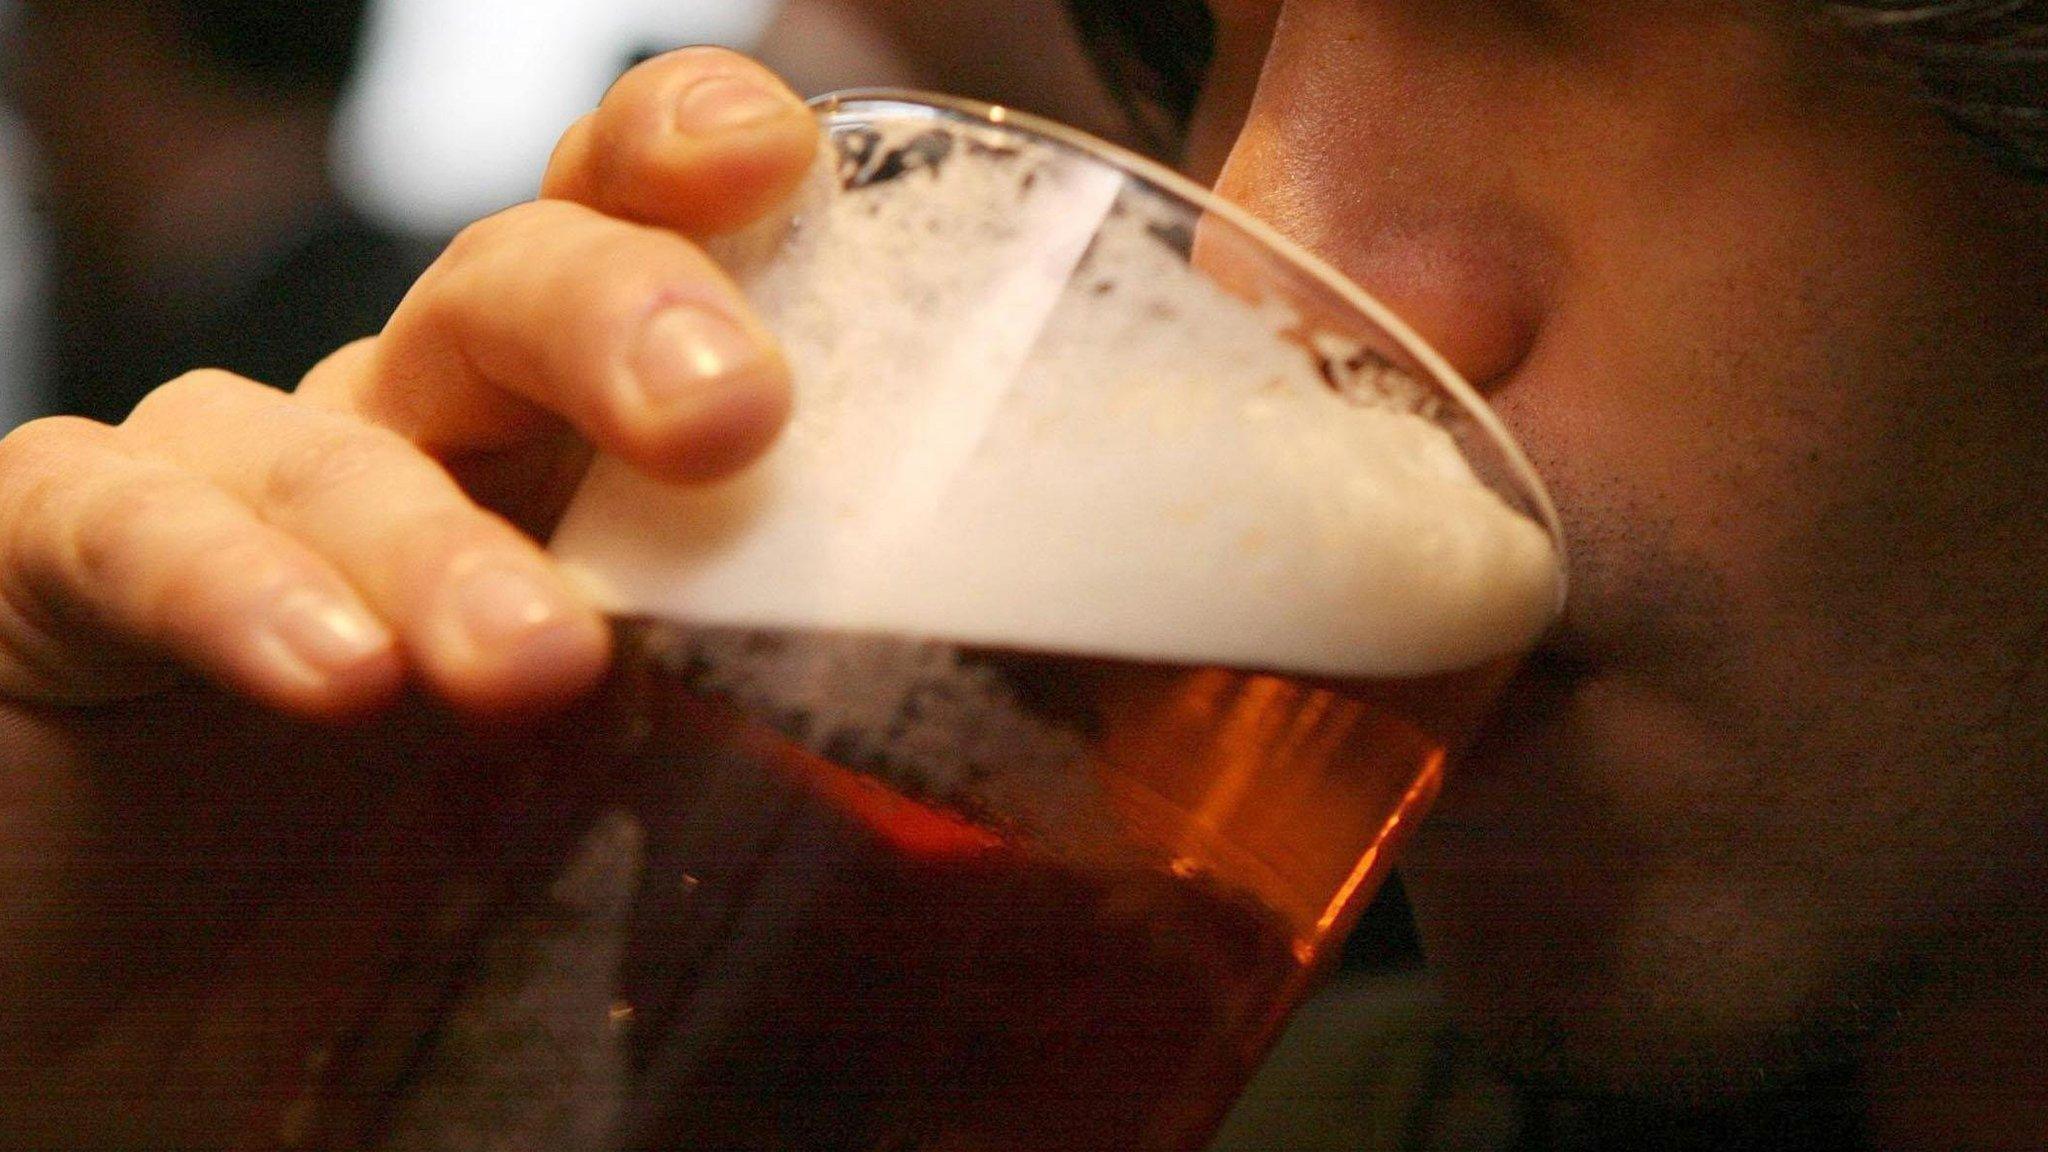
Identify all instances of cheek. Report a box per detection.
[1485,95,1979,664]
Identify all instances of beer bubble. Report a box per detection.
[635,621,1118,851]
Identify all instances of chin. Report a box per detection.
[1400,655,1899,1110]
[1436,999,1873,1151]
[1397,832,1882,1107]
[1427,975,1873,1109]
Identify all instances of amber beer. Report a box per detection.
[598,619,1512,1152]
[542,93,1567,1152]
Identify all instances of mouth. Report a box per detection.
[1481,628,1595,738]
[1413,634,1594,843]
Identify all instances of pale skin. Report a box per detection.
[1,3,2046,1147]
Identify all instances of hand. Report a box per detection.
[2,47,819,720]
[0,48,816,1146]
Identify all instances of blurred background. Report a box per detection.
[337,0,781,236]
[0,0,1125,428]
[0,0,780,428]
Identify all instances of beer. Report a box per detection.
[524,96,1567,1152]
[584,619,1508,1152]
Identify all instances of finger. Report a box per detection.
[301,199,792,487]
[124,372,610,717]
[298,339,594,537]
[542,46,819,236]
[0,413,401,718]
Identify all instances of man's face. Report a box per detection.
[1184,0,2048,1099]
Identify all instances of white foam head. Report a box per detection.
[551,102,1564,680]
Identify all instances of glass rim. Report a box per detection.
[810,87,1568,606]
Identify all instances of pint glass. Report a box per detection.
[524,92,1568,1151]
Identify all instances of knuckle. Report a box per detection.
[126,368,265,429]
[0,416,105,472]
[0,420,112,574]
[429,210,528,290]
[434,212,502,270]
[404,202,590,340]
[542,115,598,201]
[296,337,382,403]
[260,426,416,516]
[152,534,280,624]
[423,205,692,352]
[68,479,196,585]
[0,484,68,612]
[439,201,575,270]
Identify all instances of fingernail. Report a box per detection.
[265,587,391,679]
[673,73,797,135]
[633,304,765,408]
[453,564,575,652]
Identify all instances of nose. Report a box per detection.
[1207,12,1553,391]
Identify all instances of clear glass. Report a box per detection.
[353,92,1564,1151]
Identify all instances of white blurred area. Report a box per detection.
[0,0,784,424]
[334,0,781,236]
